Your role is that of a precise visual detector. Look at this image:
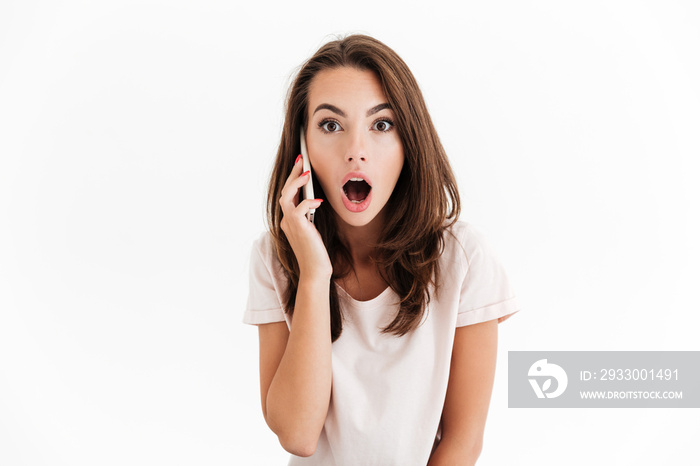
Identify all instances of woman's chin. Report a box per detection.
[335,211,375,228]
[331,205,378,228]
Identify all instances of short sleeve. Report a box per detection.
[242,233,287,326]
[456,225,520,327]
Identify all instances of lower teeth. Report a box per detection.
[343,188,368,205]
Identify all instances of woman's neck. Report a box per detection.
[335,212,385,266]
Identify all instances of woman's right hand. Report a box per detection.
[279,154,332,280]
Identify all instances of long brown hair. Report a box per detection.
[266,34,460,342]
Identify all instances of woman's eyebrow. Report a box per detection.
[312,103,392,117]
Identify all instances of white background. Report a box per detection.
[1,0,698,465]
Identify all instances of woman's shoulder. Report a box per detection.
[251,229,274,250]
[249,230,280,268]
[441,220,499,268]
[442,219,482,249]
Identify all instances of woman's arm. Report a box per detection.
[428,318,498,466]
[258,155,333,457]
[259,275,332,457]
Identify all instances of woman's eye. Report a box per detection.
[373,119,393,132]
[320,120,341,133]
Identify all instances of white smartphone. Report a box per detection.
[299,127,315,223]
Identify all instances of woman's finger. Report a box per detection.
[294,198,323,217]
[282,154,304,187]
[280,167,312,210]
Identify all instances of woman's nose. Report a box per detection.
[345,129,367,162]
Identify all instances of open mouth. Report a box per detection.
[343,178,372,204]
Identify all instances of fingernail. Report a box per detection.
[314,199,323,202]
[295,154,301,164]
[301,170,310,177]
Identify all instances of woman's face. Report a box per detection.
[305,67,404,229]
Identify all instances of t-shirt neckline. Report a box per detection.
[334,282,396,310]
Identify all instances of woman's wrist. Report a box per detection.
[298,270,332,289]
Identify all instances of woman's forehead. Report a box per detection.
[308,67,388,115]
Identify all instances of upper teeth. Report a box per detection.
[349,178,365,182]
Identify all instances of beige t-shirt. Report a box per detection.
[243,221,520,465]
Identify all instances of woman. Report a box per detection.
[243,34,520,465]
